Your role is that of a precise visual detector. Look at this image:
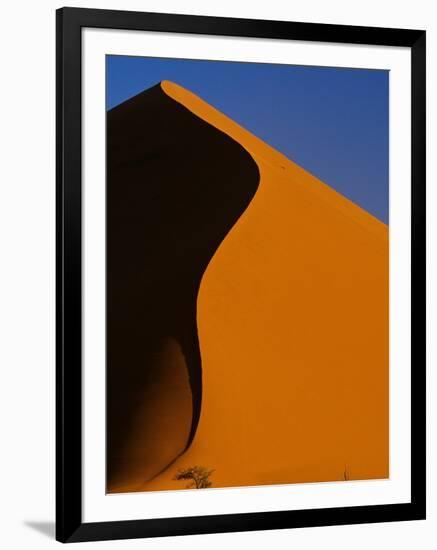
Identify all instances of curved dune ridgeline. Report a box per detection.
[134,81,389,493]
[106,83,260,492]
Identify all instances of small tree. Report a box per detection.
[343,465,350,481]
[173,466,214,489]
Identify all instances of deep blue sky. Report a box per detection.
[107,56,389,223]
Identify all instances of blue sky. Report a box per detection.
[107,56,389,223]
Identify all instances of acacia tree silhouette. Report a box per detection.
[173,466,214,489]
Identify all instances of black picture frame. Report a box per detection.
[56,6,426,543]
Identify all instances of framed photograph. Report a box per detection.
[56,7,426,543]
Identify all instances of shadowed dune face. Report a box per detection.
[107,338,193,491]
[106,83,260,492]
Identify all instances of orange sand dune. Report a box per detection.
[137,81,389,492]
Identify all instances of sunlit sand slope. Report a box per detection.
[137,81,389,492]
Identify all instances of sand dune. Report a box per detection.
[106,83,259,492]
[135,81,388,492]
[108,81,388,493]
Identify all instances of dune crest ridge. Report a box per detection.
[161,80,387,242]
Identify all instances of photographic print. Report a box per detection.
[106,56,389,494]
[57,8,425,542]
